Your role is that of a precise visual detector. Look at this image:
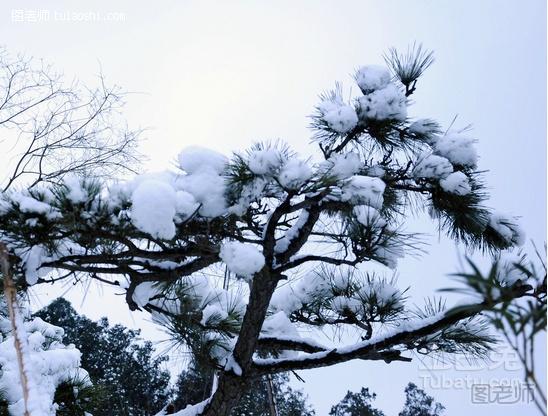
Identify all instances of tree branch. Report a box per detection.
[252,285,532,374]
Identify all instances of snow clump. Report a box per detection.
[439,171,472,195]
[489,212,525,247]
[355,65,391,94]
[220,241,265,279]
[178,146,228,218]
[413,154,453,179]
[247,148,283,175]
[321,103,359,134]
[434,132,478,168]
[277,159,312,190]
[341,176,386,209]
[131,179,177,240]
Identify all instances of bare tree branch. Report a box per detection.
[0,47,142,192]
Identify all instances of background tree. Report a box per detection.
[329,382,444,416]
[399,383,445,416]
[35,298,171,416]
[171,361,213,412]
[329,387,385,416]
[0,47,141,192]
[0,45,542,416]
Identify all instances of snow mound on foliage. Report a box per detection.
[322,104,358,134]
[325,152,362,179]
[262,311,299,339]
[179,147,228,218]
[353,205,386,229]
[434,132,478,168]
[62,175,87,203]
[131,180,177,240]
[439,171,471,195]
[489,212,525,246]
[278,159,312,190]
[12,193,61,221]
[175,191,199,220]
[341,176,386,209]
[132,281,163,308]
[359,280,402,307]
[247,149,283,175]
[357,83,407,121]
[220,241,265,279]
[355,65,391,93]
[178,146,227,175]
[413,154,453,179]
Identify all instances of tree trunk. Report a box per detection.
[202,268,280,416]
[265,375,279,416]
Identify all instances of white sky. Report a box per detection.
[1,1,546,415]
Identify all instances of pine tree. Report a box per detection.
[171,361,214,412]
[399,383,444,416]
[329,387,385,416]
[329,382,444,416]
[0,45,544,416]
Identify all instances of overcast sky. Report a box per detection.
[1,1,546,415]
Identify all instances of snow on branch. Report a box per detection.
[253,283,532,374]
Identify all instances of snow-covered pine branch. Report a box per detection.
[0,47,537,416]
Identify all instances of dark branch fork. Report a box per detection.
[196,171,456,414]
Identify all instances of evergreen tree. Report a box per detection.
[275,378,316,416]
[329,387,385,416]
[171,361,214,411]
[330,383,444,416]
[35,298,171,416]
[399,383,444,416]
[233,373,315,416]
